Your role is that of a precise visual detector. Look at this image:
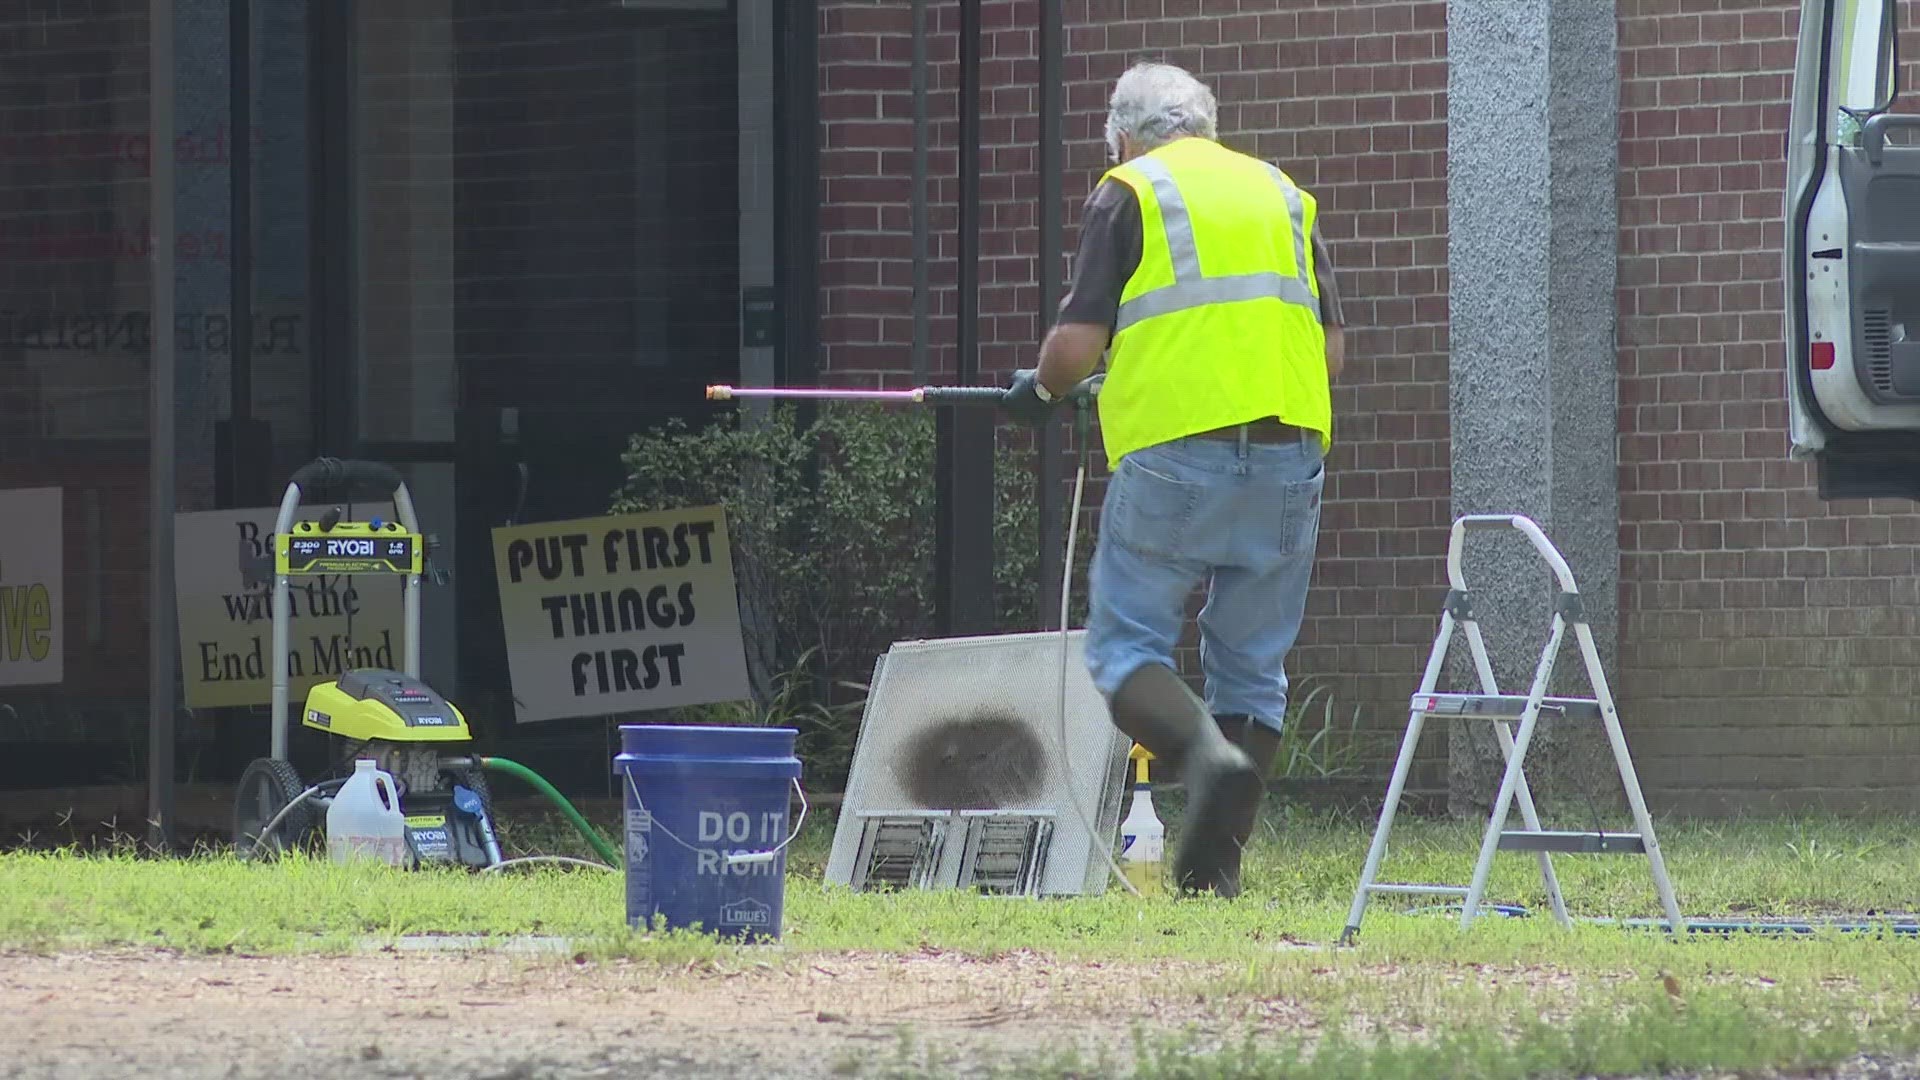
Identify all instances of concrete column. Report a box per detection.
[1446,0,1620,816]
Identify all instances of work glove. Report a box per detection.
[1001,368,1060,424]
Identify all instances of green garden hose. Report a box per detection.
[478,756,623,868]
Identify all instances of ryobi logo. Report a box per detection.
[406,816,450,860]
[306,709,331,728]
[410,714,452,726]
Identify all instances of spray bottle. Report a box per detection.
[1118,744,1165,896]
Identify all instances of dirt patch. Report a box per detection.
[0,947,1265,1079]
[9,947,1916,1079]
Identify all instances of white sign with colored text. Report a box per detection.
[0,487,64,687]
[491,506,751,722]
[173,504,405,708]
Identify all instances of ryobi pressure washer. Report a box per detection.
[230,457,502,868]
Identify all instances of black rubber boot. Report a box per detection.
[1106,664,1261,897]
[1213,714,1284,875]
[1214,714,1283,779]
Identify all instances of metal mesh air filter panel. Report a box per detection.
[824,630,1131,897]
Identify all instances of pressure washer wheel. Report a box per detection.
[234,757,317,858]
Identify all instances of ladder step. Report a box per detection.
[1498,830,1646,854]
[1366,884,1471,896]
[1411,693,1603,722]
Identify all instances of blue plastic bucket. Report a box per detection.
[614,724,803,941]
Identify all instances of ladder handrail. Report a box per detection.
[1446,514,1580,595]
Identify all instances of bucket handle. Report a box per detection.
[623,772,809,868]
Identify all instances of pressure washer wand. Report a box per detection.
[708,377,1101,476]
[709,376,1101,412]
[705,384,1009,406]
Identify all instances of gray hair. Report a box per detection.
[1103,61,1218,161]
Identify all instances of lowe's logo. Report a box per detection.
[720,898,771,928]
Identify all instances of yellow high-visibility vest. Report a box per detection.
[1095,137,1332,470]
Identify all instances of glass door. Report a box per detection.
[339,0,769,789]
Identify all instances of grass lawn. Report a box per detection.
[4,804,1919,1078]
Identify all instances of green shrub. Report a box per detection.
[1271,678,1371,781]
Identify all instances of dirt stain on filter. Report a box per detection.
[898,710,1047,809]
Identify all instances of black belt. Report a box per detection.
[1192,418,1311,444]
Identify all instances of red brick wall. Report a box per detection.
[816,0,1038,381]
[815,0,1456,791]
[1616,0,1920,813]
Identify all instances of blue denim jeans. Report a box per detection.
[1084,430,1326,736]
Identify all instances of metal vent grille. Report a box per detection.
[1866,308,1894,392]
[851,813,950,892]
[824,631,1132,897]
[958,812,1053,897]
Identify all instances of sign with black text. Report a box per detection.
[174,505,405,708]
[491,507,749,722]
[0,487,64,687]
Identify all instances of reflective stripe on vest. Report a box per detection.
[1114,155,1317,334]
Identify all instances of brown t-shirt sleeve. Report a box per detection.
[1054,170,1346,331]
[1056,179,1140,332]
[1311,222,1344,328]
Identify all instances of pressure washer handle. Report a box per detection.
[920,385,1011,406]
[286,457,407,502]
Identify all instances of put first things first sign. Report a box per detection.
[491,506,751,723]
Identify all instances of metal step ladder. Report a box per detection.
[1340,514,1684,943]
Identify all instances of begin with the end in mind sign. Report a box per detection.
[174,504,404,709]
[491,507,750,722]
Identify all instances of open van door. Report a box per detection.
[1783,0,1920,497]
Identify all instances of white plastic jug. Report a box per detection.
[327,759,410,867]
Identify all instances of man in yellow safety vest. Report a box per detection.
[1002,61,1346,898]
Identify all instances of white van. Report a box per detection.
[1783,0,1920,497]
